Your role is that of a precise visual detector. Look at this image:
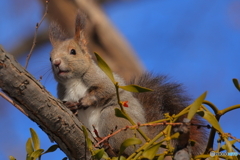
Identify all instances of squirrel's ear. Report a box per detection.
[49,22,67,47]
[74,12,87,46]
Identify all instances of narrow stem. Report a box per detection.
[203,101,240,154]
[0,92,28,116]
[203,100,219,115]
[132,151,143,160]
[115,82,124,111]
[129,104,191,159]
[220,104,240,115]
[149,118,171,124]
[128,126,171,160]
[115,83,150,141]
[202,100,221,155]
[204,114,221,155]
[25,0,49,69]
[166,122,173,152]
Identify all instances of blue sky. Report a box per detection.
[0,0,240,159]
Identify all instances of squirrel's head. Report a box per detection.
[49,13,91,83]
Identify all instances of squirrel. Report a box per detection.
[49,13,207,157]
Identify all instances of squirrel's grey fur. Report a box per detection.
[49,13,207,157]
[130,73,207,155]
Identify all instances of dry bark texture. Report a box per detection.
[0,46,87,160]
[0,1,144,159]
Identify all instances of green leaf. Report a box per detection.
[170,132,180,139]
[30,149,44,160]
[26,154,32,160]
[236,155,240,160]
[82,125,89,137]
[119,85,153,93]
[112,156,126,160]
[92,148,105,159]
[94,52,115,83]
[86,137,93,149]
[26,138,34,155]
[115,108,128,120]
[232,156,238,160]
[82,126,93,149]
[221,140,237,150]
[9,156,16,160]
[233,78,240,91]
[187,92,207,120]
[101,151,109,159]
[157,154,165,160]
[30,128,40,150]
[43,144,58,154]
[194,154,213,159]
[142,143,161,159]
[197,111,223,133]
[223,138,233,152]
[119,138,142,156]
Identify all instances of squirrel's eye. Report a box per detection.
[49,57,52,62]
[70,49,76,55]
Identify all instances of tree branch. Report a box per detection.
[0,46,87,160]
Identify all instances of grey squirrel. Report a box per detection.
[49,13,207,157]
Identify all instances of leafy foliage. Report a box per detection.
[83,53,240,160]
[94,52,115,83]
[118,138,142,156]
[9,128,59,160]
[10,55,240,160]
[119,85,153,92]
[187,91,207,120]
[233,78,240,91]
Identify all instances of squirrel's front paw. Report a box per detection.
[79,96,97,109]
[63,101,80,114]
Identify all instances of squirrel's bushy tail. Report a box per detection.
[129,73,208,155]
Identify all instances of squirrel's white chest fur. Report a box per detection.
[78,107,102,134]
[62,79,88,102]
[62,80,101,134]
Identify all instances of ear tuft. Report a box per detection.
[75,12,86,31]
[49,22,68,46]
[74,11,87,46]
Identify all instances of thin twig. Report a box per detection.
[0,91,28,116]
[220,104,240,116]
[94,126,131,148]
[191,123,212,129]
[94,121,213,148]
[233,145,240,153]
[94,120,213,149]
[227,133,240,143]
[94,122,184,148]
[203,100,219,115]
[25,0,50,69]
[115,82,150,141]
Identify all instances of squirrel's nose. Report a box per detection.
[53,58,61,67]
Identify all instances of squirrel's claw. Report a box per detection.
[78,96,97,109]
[78,98,89,110]
[63,101,80,115]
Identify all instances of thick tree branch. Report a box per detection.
[0,46,87,160]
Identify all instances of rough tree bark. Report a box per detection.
[0,46,86,160]
[0,1,144,159]
[0,1,143,159]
